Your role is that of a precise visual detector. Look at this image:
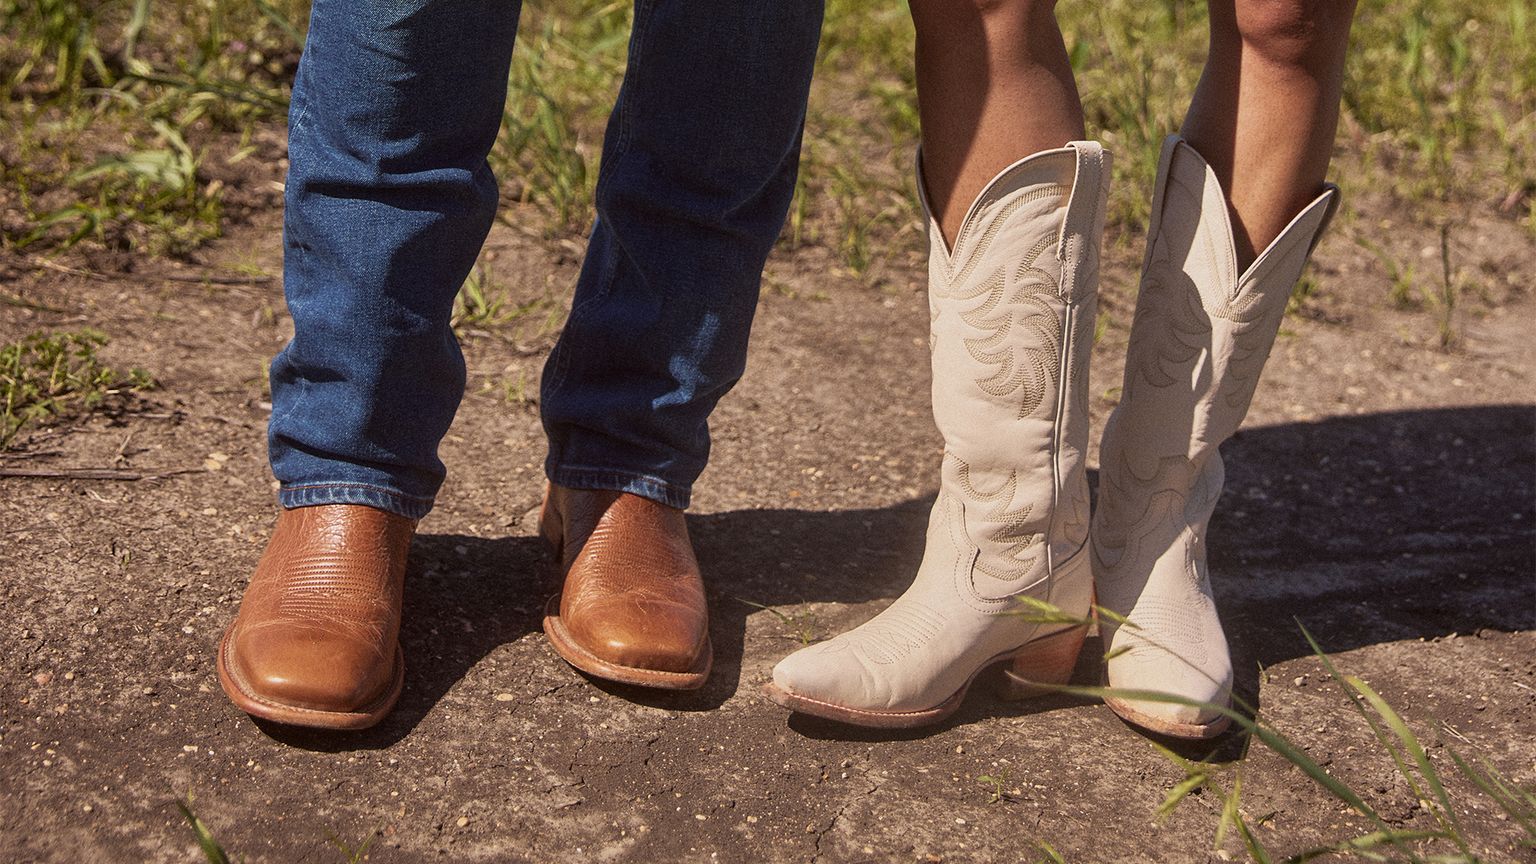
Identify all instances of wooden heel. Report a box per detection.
[998,625,1087,700]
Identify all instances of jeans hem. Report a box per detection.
[546,465,691,510]
[278,483,435,520]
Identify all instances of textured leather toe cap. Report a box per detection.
[230,624,395,713]
[566,597,706,673]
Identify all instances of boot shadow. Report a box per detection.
[264,404,1533,748]
[700,404,1534,746]
[257,532,548,751]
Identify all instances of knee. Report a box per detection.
[912,0,1060,39]
[1230,0,1355,68]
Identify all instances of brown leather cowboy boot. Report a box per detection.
[540,485,711,690]
[218,504,414,729]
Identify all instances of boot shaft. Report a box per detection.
[919,141,1111,596]
[1105,137,1338,488]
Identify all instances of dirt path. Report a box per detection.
[1,190,1533,862]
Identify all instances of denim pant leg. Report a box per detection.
[268,0,522,519]
[540,0,826,510]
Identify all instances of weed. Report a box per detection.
[1355,234,1421,310]
[1,0,302,253]
[737,596,819,646]
[326,826,380,864]
[1286,274,1322,318]
[1030,839,1068,864]
[1143,624,1535,863]
[454,266,511,329]
[474,366,537,408]
[1,329,153,448]
[452,264,566,350]
[16,114,221,254]
[976,769,1012,805]
[493,0,630,235]
[179,795,381,864]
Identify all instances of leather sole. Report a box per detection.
[762,624,1088,729]
[216,630,403,730]
[542,594,711,690]
[1103,693,1232,740]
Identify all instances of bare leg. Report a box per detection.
[1182,0,1358,269]
[910,0,1085,245]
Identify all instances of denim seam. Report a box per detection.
[592,0,650,194]
[290,101,311,137]
[548,464,691,509]
[281,481,433,501]
[278,482,434,519]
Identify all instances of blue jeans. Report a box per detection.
[269,0,824,518]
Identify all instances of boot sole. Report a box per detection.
[543,594,711,690]
[1103,693,1232,740]
[216,629,403,731]
[762,624,1088,729]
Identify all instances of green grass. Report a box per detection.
[1,0,303,253]
[0,328,153,448]
[452,264,565,346]
[736,595,820,647]
[1009,600,1536,863]
[4,0,1529,267]
[1139,629,1536,863]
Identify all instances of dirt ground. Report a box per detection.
[2,157,1534,862]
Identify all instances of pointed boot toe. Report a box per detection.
[763,142,1112,729]
[1093,136,1338,741]
[1104,649,1233,739]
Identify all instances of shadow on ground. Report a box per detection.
[290,405,1533,750]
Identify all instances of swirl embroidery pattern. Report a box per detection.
[938,199,1066,585]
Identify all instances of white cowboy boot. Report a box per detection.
[1093,136,1338,738]
[764,141,1111,728]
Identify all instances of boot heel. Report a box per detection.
[537,484,562,550]
[998,625,1087,700]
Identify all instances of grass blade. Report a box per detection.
[1061,683,1400,840]
[1282,829,1449,864]
[1346,673,1471,856]
[1448,750,1536,841]
[176,800,231,864]
[254,0,307,48]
